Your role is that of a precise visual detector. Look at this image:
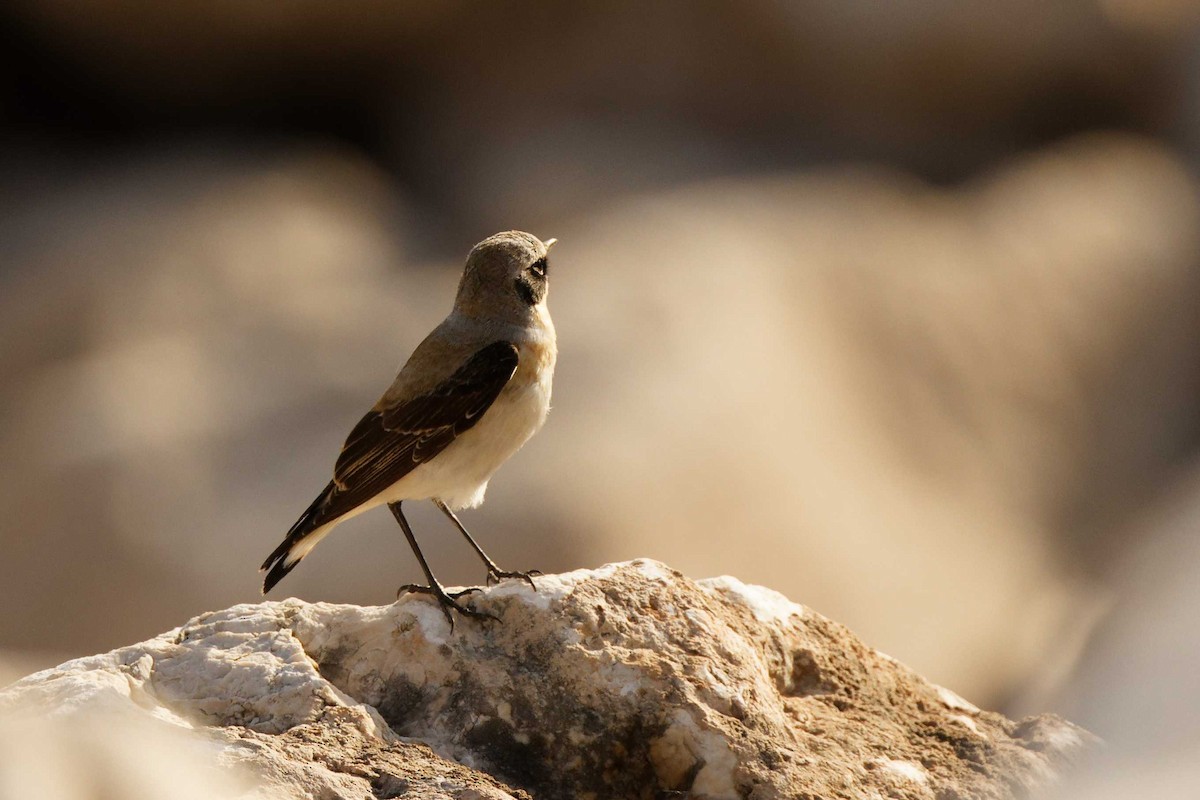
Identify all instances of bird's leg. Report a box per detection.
[433,499,540,589]
[388,502,497,629]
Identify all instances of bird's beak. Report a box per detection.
[544,237,558,251]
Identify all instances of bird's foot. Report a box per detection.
[487,567,541,590]
[396,583,481,600]
[395,583,497,630]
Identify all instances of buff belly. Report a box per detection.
[379,370,551,509]
[283,338,554,567]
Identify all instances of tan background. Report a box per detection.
[2,3,1199,771]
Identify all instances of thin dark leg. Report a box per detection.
[433,499,540,589]
[388,502,497,629]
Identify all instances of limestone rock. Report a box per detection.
[0,561,1092,799]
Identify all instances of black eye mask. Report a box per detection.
[515,260,548,306]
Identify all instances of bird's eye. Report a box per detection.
[530,258,547,278]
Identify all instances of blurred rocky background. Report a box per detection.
[1,0,1199,791]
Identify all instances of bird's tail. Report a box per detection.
[261,481,336,594]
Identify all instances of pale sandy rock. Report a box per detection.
[0,561,1091,800]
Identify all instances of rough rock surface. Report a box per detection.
[0,561,1092,799]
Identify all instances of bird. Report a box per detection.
[260,230,557,627]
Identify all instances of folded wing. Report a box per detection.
[329,340,520,518]
[260,341,519,591]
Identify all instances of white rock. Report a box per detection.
[0,561,1092,799]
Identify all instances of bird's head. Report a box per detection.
[454,230,556,323]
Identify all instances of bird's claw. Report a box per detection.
[395,583,498,631]
[486,568,541,590]
[396,583,481,600]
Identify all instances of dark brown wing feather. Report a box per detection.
[261,340,519,593]
[323,340,519,523]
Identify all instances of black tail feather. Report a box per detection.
[261,552,300,595]
[260,481,336,594]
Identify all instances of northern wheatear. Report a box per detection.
[261,231,557,625]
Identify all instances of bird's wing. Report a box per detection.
[316,340,520,523]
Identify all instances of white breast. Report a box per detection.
[377,334,555,510]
